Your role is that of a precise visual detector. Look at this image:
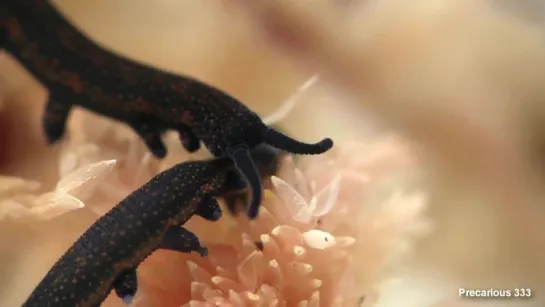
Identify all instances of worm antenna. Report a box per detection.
[263,128,334,154]
[229,145,263,219]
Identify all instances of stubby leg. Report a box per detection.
[177,124,201,153]
[195,195,222,221]
[42,99,73,144]
[128,118,167,159]
[160,226,208,257]
[113,269,138,306]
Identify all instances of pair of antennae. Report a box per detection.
[229,73,332,219]
[229,128,333,219]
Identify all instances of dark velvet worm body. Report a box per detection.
[22,156,252,307]
[1,0,333,218]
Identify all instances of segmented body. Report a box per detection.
[22,159,232,307]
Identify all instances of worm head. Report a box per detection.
[200,108,333,220]
[223,116,333,219]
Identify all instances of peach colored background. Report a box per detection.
[1,1,544,306]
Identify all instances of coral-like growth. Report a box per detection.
[0,160,116,221]
[129,137,430,307]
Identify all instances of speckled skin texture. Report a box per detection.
[1,0,334,218]
[22,158,239,307]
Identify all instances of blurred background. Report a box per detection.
[1,0,545,306]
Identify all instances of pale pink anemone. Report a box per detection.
[0,159,117,223]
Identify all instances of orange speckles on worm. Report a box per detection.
[57,70,83,94]
[182,110,194,124]
[200,184,213,192]
[135,97,151,113]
